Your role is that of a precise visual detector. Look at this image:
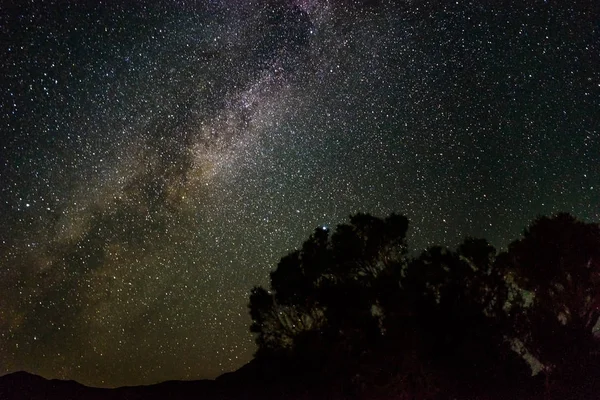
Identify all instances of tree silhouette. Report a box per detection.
[499,213,600,397]
[374,239,531,399]
[249,213,408,377]
[247,212,600,399]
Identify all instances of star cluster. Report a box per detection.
[1,0,598,387]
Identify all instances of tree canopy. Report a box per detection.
[248,212,600,399]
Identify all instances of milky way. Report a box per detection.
[1,0,599,387]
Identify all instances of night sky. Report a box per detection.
[1,0,598,388]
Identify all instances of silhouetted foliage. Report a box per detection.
[499,213,600,398]
[248,212,600,399]
[249,213,408,369]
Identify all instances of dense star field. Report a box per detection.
[1,0,598,388]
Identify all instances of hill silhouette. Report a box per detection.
[0,370,220,400]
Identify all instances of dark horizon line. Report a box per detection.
[0,369,227,390]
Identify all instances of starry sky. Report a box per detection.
[0,0,598,388]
